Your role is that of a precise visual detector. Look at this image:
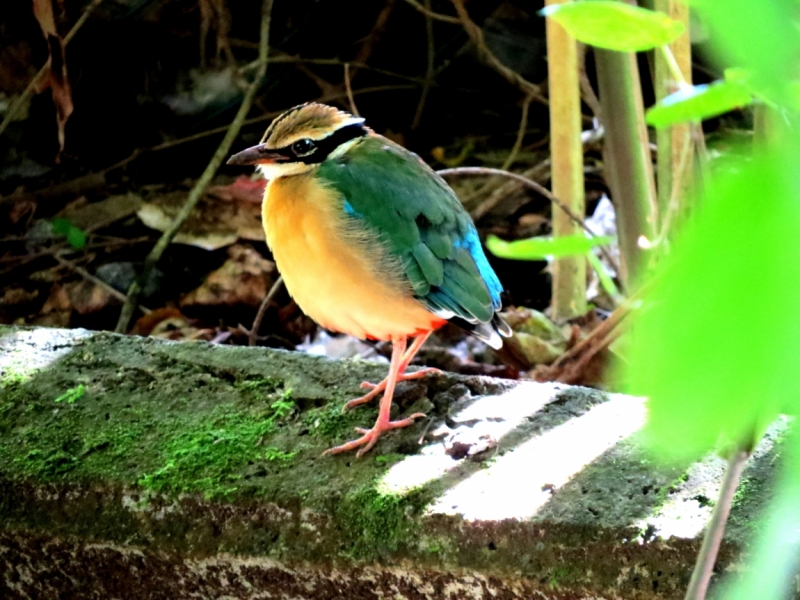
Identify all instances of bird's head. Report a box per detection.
[227,103,367,179]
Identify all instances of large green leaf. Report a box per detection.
[540,1,684,52]
[623,151,800,462]
[646,81,753,128]
[486,234,613,260]
[691,0,799,107]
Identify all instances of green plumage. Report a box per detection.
[317,135,505,337]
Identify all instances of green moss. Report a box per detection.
[304,398,374,441]
[335,482,433,560]
[263,446,298,464]
[139,401,297,499]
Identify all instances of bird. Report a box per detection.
[227,102,511,457]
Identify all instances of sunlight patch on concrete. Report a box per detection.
[378,382,563,495]
[427,394,647,521]
[636,418,785,540]
[0,327,93,383]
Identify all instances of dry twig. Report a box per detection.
[533,297,634,383]
[0,0,104,139]
[0,84,417,208]
[247,276,284,346]
[469,159,550,222]
[577,44,602,119]
[449,0,547,105]
[115,0,275,333]
[344,64,360,116]
[439,166,620,275]
[53,254,152,314]
[402,0,460,24]
[411,0,436,130]
[501,95,534,172]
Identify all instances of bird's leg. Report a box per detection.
[344,331,440,411]
[323,337,427,457]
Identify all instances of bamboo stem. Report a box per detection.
[595,48,657,288]
[654,0,693,237]
[546,0,586,320]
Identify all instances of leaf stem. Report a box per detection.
[684,450,750,600]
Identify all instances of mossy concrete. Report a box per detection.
[0,326,785,599]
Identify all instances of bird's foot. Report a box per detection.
[343,368,442,411]
[321,412,427,457]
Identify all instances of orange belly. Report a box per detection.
[263,174,444,341]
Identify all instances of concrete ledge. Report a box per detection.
[0,326,782,599]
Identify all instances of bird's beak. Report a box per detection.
[227,144,287,166]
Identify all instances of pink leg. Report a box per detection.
[343,331,440,411]
[323,336,427,457]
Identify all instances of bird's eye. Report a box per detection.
[291,138,316,157]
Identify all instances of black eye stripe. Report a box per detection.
[270,123,367,164]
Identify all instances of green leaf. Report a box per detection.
[691,0,799,107]
[540,1,684,52]
[55,385,86,404]
[646,81,753,128]
[66,226,86,249]
[51,218,72,235]
[486,234,613,260]
[622,151,800,462]
[50,218,87,249]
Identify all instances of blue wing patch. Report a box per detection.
[454,228,503,310]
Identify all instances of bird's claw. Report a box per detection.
[322,413,427,458]
[343,368,443,412]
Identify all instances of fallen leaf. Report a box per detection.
[67,280,113,315]
[181,244,276,308]
[32,0,73,156]
[41,283,71,313]
[0,287,39,307]
[130,307,186,337]
[207,176,266,204]
[57,194,144,231]
[138,188,264,250]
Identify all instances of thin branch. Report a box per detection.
[651,131,692,247]
[411,0,436,130]
[115,0,275,333]
[684,450,751,600]
[240,52,428,85]
[351,0,398,79]
[54,254,152,314]
[402,0,460,24]
[344,63,359,116]
[449,0,547,105]
[439,166,620,275]
[577,44,602,118]
[248,276,284,346]
[440,167,585,239]
[0,84,418,208]
[461,95,533,207]
[0,0,104,139]
[469,159,550,221]
[501,95,533,171]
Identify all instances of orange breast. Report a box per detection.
[263,174,444,341]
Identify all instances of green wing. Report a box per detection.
[316,136,509,346]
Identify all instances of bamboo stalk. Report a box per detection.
[654,0,693,236]
[545,0,586,320]
[595,47,657,288]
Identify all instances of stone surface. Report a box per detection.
[0,326,784,599]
